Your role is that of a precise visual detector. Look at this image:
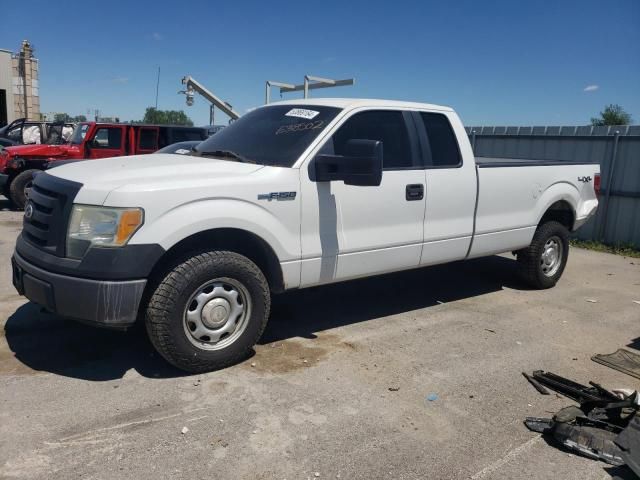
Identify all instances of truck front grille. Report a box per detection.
[22,173,82,257]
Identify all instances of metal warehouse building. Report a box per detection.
[0,40,40,126]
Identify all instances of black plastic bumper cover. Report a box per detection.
[16,234,165,280]
[0,173,8,189]
[12,252,146,328]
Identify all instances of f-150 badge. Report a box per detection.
[258,192,297,201]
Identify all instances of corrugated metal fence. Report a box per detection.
[465,125,640,247]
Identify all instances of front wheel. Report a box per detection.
[9,169,39,210]
[145,250,270,373]
[517,221,569,289]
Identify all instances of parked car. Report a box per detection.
[11,99,600,372]
[155,140,202,154]
[0,118,74,147]
[0,122,207,208]
[201,124,226,136]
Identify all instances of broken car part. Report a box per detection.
[616,415,640,477]
[522,372,550,395]
[531,370,619,403]
[593,349,640,380]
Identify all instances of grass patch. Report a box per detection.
[570,239,640,258]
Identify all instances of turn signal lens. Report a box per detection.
[116,209,144,244]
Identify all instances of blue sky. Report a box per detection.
[2,0,639,126]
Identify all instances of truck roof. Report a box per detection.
[265,98,453,112]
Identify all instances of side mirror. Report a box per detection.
[311,139,383,186]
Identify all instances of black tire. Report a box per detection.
[9,169,39,210]
[517,221,569,289]
[145,250,270,373]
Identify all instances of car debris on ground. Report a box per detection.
[592,349,640,381]
[523,364,640,477]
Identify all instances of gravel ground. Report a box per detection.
[1,196,639,480]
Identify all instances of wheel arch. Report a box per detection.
[146,227,285,294]
[537,199,576,231]
[535,181,580,231]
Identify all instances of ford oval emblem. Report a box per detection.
[24,203,34,220]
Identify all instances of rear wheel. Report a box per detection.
[145,250,270,373]
[9,169,39,210]
[517,221,569,289]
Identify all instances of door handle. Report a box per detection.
[405,184,424,201]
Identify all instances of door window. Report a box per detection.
[7,125,23,141]
[170,129,206,143]
[327,110,413,170]
[138,128,158,151]
[416,113,461,168]
[92,128,122,149]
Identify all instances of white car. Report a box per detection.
[12,99,600,372]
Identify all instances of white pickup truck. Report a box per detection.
[11,99,600,372]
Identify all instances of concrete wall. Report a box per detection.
[0,43,41,125]
[466,125,640,247]
[0,50,13,124]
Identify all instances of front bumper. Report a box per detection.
[0,173,8,190]
[12,251,146,329]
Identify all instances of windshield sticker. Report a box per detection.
[285,108,320,120]
[276,120,324,135]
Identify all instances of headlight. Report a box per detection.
[66,205,144,259]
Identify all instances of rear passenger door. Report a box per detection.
[300,109,426,284]
[137,127,159,153]
[413,111,477,265]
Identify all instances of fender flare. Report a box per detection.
[534,181,580,228]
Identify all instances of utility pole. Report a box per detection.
[20,52,27,118]
[155,66,160,109]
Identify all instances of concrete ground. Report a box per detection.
[1,196,639,480]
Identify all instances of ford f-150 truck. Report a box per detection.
[0,122,207,209]
[11,99,600,372]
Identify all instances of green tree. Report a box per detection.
[142,107,193,126]
[53,112,71,122]
[590,104,632,126]
[72,115,87,122]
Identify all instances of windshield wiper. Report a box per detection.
[197,149,256,164]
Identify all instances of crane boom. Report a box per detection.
[180,76,240,121]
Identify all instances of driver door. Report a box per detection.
[87,126,126,158]
[300,109,426,286]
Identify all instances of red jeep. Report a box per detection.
[0,122,207,208]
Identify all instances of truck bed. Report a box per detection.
[469,157,600,259]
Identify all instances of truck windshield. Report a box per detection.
[194,105,341,167]
[69,124,89,145]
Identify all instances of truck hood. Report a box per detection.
[46,154,264,205]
